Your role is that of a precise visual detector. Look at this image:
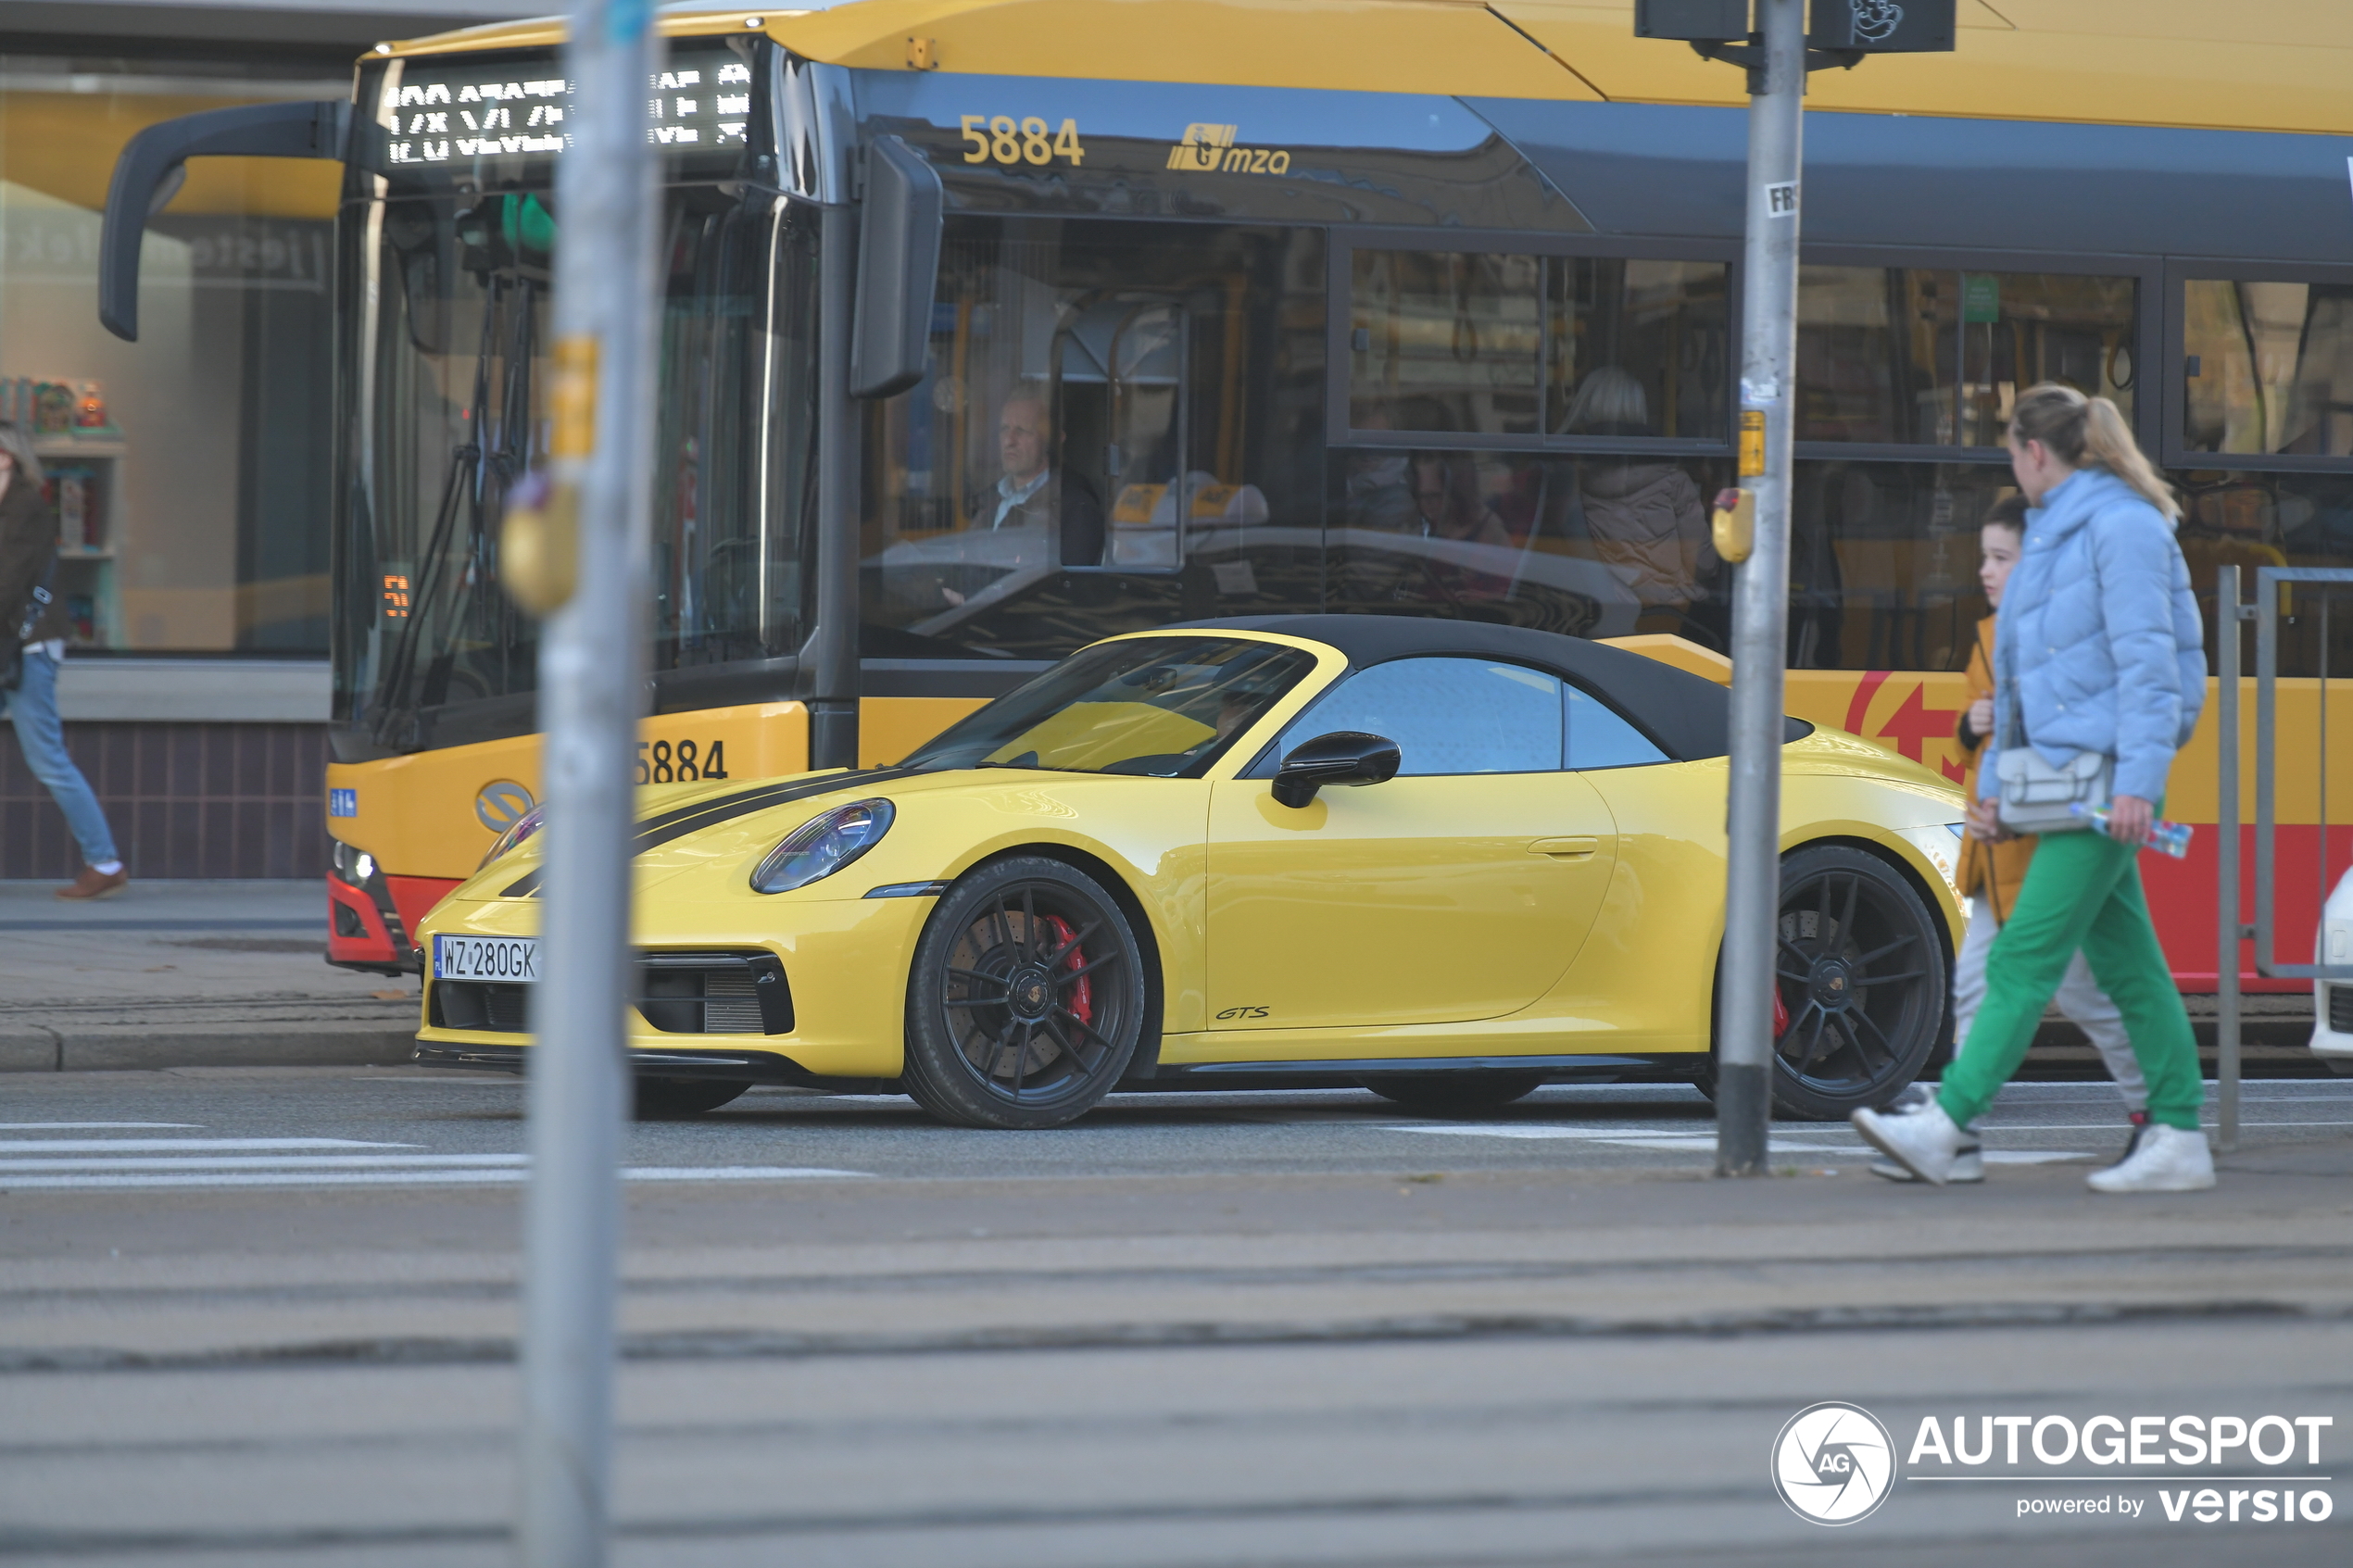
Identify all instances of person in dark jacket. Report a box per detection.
[0,421,123,898]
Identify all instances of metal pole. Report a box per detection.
[2216,565,2240,1152]
[1717,0,1806,1177]
[518,0,660,1561]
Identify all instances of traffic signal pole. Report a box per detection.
[1716,0,1806,1176]
[518,0,660,1560]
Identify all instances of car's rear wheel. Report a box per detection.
[1367,1072,1545,1113]
[901,857,1147,1129]
[1767,845,1947,1120]
[632,1076,750,1117]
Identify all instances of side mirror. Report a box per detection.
[849,135,944,400]
[1272,731,1402,809]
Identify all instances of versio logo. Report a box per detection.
[1165,123,1291,175]
[1773,1402,1896,1525]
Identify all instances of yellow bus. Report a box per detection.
[98,0,2353,995]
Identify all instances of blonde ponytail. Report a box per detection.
[2008,382,2180,522]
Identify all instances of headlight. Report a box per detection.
[750,799,895,895]
[478,804,544,869]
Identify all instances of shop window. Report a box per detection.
[1797,268,2136,446]
[1329,448,1733,650]
[2183,280,2353,458]
[0,54,345,652]
[861,219,1325,662]
[1349,250,1729,443]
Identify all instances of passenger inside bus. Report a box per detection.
[1560,368,1714,635]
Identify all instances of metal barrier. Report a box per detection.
[2216,563,2353,1151]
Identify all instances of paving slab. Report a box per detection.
[0,882,420,1073]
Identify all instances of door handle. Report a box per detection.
[1529,836,1599,859]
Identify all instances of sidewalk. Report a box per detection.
[0,882,420,1072]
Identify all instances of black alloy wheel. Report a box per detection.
[1766,845,1948,1120]
[632,1076,750,1117]
[901,856,1148,1129]
[1368,1072,1546,1113]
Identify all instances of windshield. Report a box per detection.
[906,636,1317,778]
[333,180,818,755]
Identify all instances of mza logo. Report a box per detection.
[1773,1402,1896,1524]
[1166,124,1291,175]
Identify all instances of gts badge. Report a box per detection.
[1215,1005,1270,1021]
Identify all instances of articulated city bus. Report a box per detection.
[98,1,2353,986]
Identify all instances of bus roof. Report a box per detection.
[373,0,2353,138]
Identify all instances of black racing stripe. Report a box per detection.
[498,766,925,898]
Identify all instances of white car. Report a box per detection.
[2308,866,2353,1073]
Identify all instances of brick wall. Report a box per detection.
[0,721,327,880]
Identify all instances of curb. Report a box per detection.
[1,1005,420,1073]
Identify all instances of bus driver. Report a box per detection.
[970,394,1105,570]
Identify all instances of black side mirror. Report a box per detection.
[1272,731,1402,809]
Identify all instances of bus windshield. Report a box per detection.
[333,180,817,757]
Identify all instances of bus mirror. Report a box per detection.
[849,135,943,400]
[102,100,349,342]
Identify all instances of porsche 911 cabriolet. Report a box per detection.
[415,617,1966,1127]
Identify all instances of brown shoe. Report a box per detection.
[57,866,128,901]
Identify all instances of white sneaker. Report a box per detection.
[1851,1098,1969,1185]
[2086,1123,2216,1194]
[1871,1143,1983,1184]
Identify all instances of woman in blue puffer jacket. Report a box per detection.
[1856,383,2212,1194]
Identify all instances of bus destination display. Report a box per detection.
[382,44,752,171]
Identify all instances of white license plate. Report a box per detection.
[434,935,540,984]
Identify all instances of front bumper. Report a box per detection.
[413,891,933,1079]
[2309,981,2353,1072]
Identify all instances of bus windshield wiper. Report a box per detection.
[371,269,537,749]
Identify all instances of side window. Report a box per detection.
[1566,685,1667,771]
[1277,657,1564,776]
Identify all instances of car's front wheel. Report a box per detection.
[901,856,1148,1129]
[1766,845,1948,1120]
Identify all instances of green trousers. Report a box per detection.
[1938,818,2203,1132]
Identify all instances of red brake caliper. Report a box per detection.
[1044,916,1092,1026]
[1772,985,1790,1039]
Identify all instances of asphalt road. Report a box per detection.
[4,1067,2351,1567]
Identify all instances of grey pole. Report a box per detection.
[1716,0,1806,1177]
[2215,565,2241,1153]
[517,0,661,1561]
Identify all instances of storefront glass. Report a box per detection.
[0,52,345,653]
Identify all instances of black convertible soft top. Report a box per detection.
[1177,615,1807,764]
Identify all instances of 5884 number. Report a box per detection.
[636,738,728,785]
[960,114,1084,167]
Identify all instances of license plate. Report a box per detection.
[434,935,540,984]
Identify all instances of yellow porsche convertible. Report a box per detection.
[415,618,1966,1127]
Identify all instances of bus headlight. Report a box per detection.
[751,799,896,895]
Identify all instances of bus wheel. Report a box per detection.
[633,1077,750,1117]
[901,856,1145,1130]
[1368,1073,1544,1113]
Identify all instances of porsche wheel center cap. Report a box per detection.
[1811,960,1853,1008]
[1009,967,1054,1022]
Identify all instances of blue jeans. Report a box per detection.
[1,648,119,868]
